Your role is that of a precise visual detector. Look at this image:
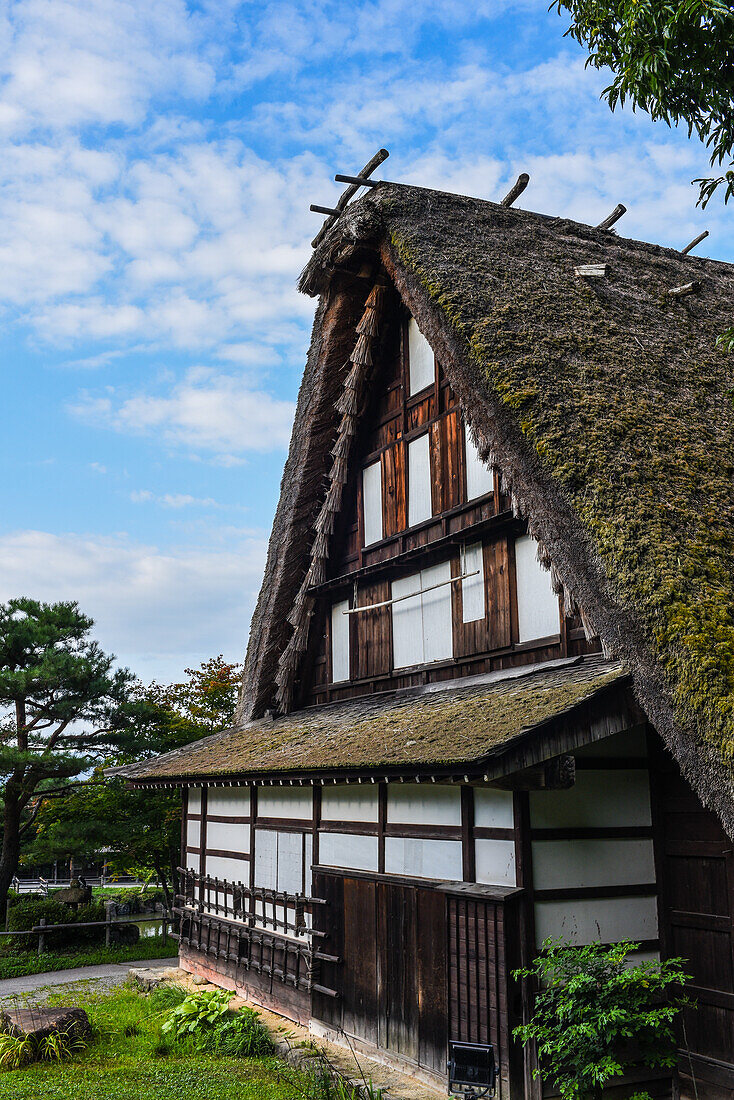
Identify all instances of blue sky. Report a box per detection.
[1,0,730,685]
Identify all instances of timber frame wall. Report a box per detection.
[299,302,599,708]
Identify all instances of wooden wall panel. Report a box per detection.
[355,580,391,680]
[381,443,406,538]
[485,538,512,650]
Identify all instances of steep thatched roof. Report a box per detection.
[237,182,734,834]
[114,656,628,784]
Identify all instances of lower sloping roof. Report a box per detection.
[114,656,629,785]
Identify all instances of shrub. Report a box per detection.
[161,990,233,1044]
[513,938,690,1100]
[7,897,106,950]
[160,990,273,1059]
[0,1026,87,1070]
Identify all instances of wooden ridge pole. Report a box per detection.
[311,148,389,248]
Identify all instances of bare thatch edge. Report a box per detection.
[236,284,365,723]
[377,233,734,838]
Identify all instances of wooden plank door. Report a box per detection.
[651,747,734,1099]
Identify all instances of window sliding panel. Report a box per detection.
[392,572,423,668]
[331,599,350,683]
[420,561,453,663]
[362,460,383,546]
[515,535,560,642]
[461,542,485,623]
[407,317,435,395]
[408,433,432,527]
[464,421,494,501]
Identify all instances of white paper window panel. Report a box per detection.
[421,561,453,663]
[392,564,453,668]
[532,838,655,891]
[318,832,379,872]
[529,770,652,830]
[461,542,485,623]
[206,820,250,854]
[206,854,249,883]
[331,599,350,683]
[473,787,514,829]
[475,839,516,887]
[277,831,305,894]
[535,895,658,948]
[320,785,379,823]
[254,829,278,889]
[385,837,463,881]
[408,317,435,395]
[391,572,424,668]
[207,788,249,816]
[304,833,313,897]
[186,851,200,874]
[257,787,314,820]
[464,423,494,501]
[387,783,461,826]
[408,433,432,527]
[187,787,202,814]
[514,535,560,642]
[186,818,200,849]
[362,461,383,546]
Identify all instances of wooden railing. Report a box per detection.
[174,868,337,997]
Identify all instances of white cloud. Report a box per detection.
[70,368,295,456]
[0,529,266,683]
[130,490,219,509]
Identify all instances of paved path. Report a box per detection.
[0,957,177,999]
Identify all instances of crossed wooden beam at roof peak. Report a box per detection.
[308,147,711,262]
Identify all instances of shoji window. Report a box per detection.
[408,432,432,527]
[407,317,435,394]
[254,829,312,895]
[515,535,560,642]
[331,599,350,683]
[392,561,453,668]
[461,542,485,623]
[464,421,494,500]
[362,460,383,545]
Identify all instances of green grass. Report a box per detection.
[0,935,177,980]
[0,986,325,1100]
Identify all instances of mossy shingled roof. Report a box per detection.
[117,657,626,782]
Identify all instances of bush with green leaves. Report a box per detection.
[513,939,690,1100]
[0,1025,88,1070]
[161,989,233,1043]
[160,989,273,1059]
[7,897,106,950]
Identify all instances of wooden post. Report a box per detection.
[105,901,113,947]
[162,915,168,946]
[37,917,46,956]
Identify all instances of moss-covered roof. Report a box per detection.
[117,657,626,782]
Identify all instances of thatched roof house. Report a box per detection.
[240,182,734,834]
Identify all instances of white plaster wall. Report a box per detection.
[206,820,250,854]
[206,854,250,883]
[474,787,514,829]
[408,317,434,394]
[207,788,249,816]
[258,787,313,820]
[474,839,516,887]
[387,783,461,825]
[535,895,658,946]
[321,785,379,822]
[318,832,379,872]
[529,770,652,829]
[187,787,202,814]
[532,838,655,891]
[464,422,494,501]
[384,837,462,880]
[186,851,200,873]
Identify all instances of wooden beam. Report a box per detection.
[493,754,575,791]
[574,263,608,277]
[681,230,709,256]
[596,204,626,230]
[500,173,530,207]
[667,281,700,298]
[312,148,389,248]
[310,203,339,216]
[334,174,379,188]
